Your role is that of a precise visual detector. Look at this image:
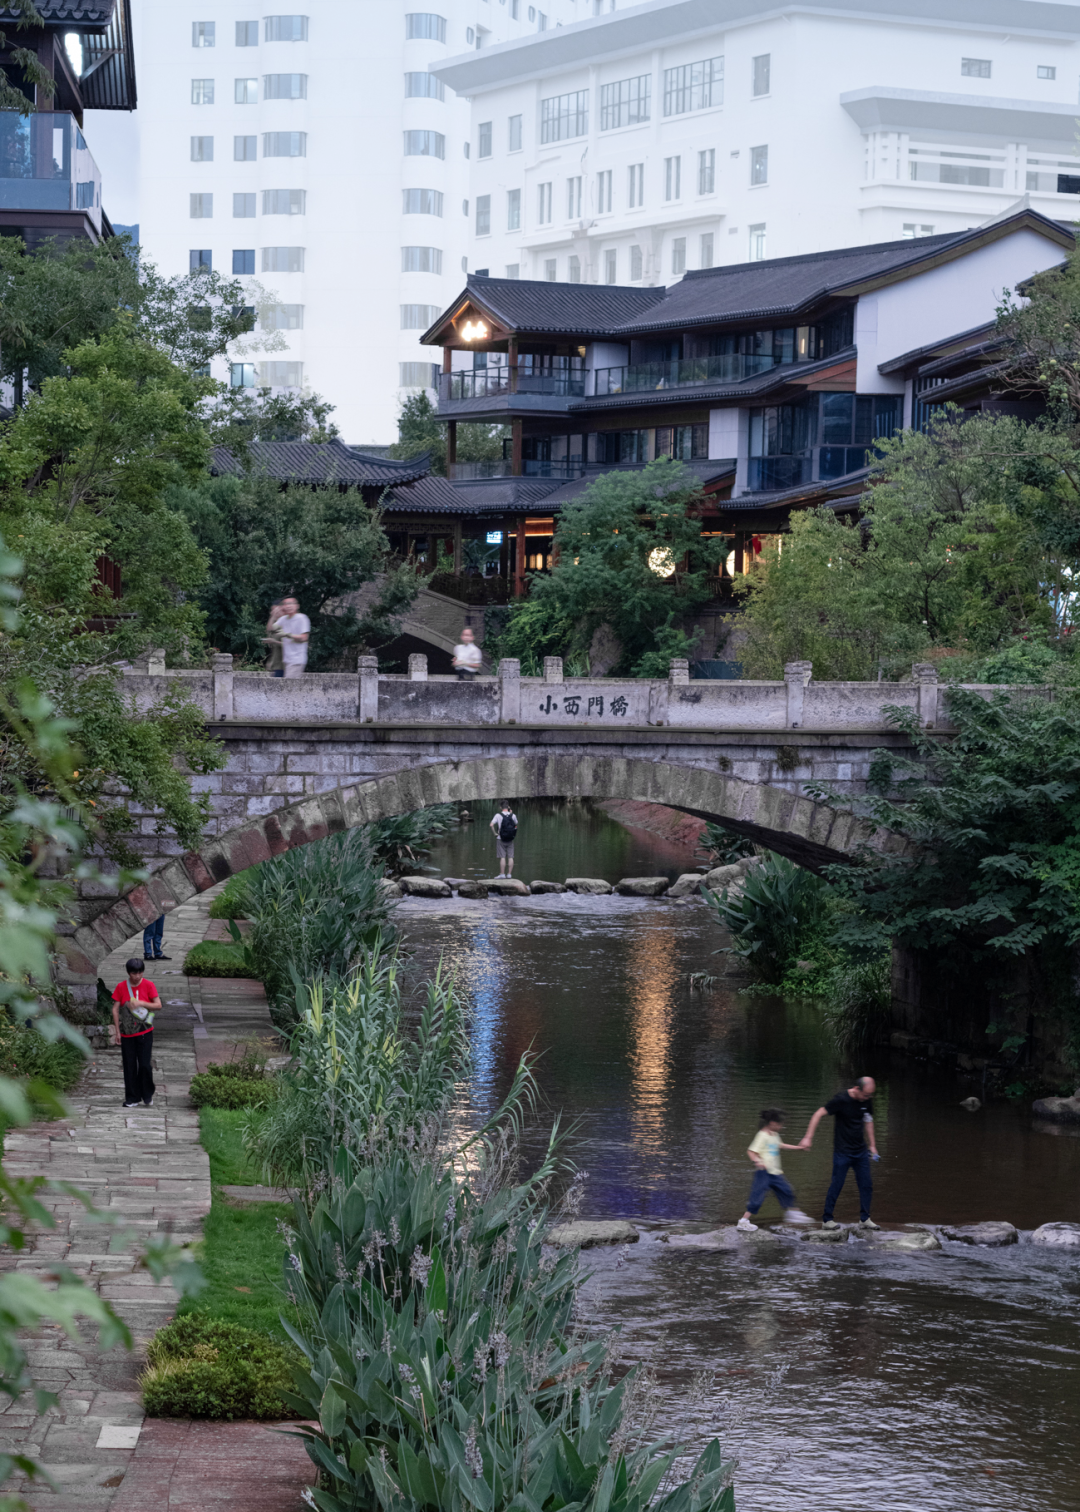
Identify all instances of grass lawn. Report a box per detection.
[181,940,259,978]
[178,1108,293,1340]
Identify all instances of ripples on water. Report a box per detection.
[398,803,1080,1512]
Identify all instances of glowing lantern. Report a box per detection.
[648,547,677,578]
[461,320,489,342]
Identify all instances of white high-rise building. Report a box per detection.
[88,0,584,442]
[432,0,1080,289]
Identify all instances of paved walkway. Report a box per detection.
[0,891,313,1510]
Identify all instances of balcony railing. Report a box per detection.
[594,352,782,396]
[0,111,102,233]
[440,369,587,402]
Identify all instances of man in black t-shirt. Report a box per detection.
[798,1076,879,1228]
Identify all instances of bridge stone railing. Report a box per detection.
[118,655,1051,733]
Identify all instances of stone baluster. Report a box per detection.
[499,658,521,724]
[543,656,563,683]
[147,648,166,676]
[784,660,813,729]
[358,654,379,722]
[408,653,428,681]
[212,652,234,721]
[912,663,938,728]
[669,658,690,684]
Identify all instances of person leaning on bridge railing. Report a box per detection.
[452,626,482,681]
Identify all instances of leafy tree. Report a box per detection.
[387,390,507,476]
[205,386,340,458]
[0,0,52,115]
[997,238,1080,417]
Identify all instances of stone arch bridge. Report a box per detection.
[60,655,1041,998]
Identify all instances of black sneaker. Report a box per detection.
[153,954,171,961]
[143,953,154,960]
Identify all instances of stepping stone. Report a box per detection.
[529,880,566,894]
[564,878,613,895]
[614,878,670,897]
[378,879,403,898]
[545,1220,638,1248]
[486,877,530,896]
[1031,1221,1080,1247]
[457,881,489,898]
[399,876,451,898]
[667,873,705,898]
[940,1221,1018,1246]
[805,1226,849,1242]
[869,1229,941,1251]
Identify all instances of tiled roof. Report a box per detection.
[446,477,566,512]
[382,474,472,514]
[429,276,665,338]
[878,321,997,374]
[0,0,114,20]
[534,459,736,508]
[210,441,430,487]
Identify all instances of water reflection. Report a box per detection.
[627,927,677,1160]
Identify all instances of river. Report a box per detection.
[398,800,1080,1512]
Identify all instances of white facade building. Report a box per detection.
[432,0,1080,289]
[88,0,591,443]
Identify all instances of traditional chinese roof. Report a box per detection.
[0,0,137,109]
[0,0,114,21]
[210,441,431,487]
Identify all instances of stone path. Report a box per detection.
[0,890,313,1510]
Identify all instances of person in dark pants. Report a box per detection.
[111,958,160,1108]
[799,1076,880,1229]
[143,913,169,961]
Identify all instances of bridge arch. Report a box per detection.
[71,754,900,974]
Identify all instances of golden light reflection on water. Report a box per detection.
[626,923,679,1157]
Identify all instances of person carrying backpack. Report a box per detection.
[489,801,519,877]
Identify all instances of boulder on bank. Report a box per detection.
[486,877,530,896]
[529,880,566,894]
[940,1221,1017,1247]
[399,876,451,898]
[565,878,614,895]
[614,877,670,897]
[1031,1221,1080,1248]
[457,881,489,899]
[378,878,403,899]
[703,857,757,892]
[667,873,706,898]
[545,1220,639,1249]
[1032,1092,1080,1125]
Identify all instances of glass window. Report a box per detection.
[233,192,256,217]
[961,57,991,77]
[628,162,644,207]
[657,423,708,460]
[671,236,686,274]
[190,249,212,271]
[404,130,445,158]
[235,77,257,103]
[262,246,305,272]
[698,147,715,194]
[403,188,443,215]
[400,361,438,387]
[260,360,303,387]
[265,15,309,41]
[263,188,306,214]
[752,53,770,95]
[263,131,306,156]
[821,393,854,444]
[751,144,768,184]
[595,429,647,464]
[567,175,582,217]
[400,303,441,328]
[600,73,651,130]
[231,362,256,387]
[505,263,520,279]
[537,181,552,222]
[663,56,723,116]
[191,79,215,104]
[401,246,443,272]
[478,121,492,157]
[476,195,491,235]
[405,13,447,41]
[540,90,588,143]
[597,169,612,213]
[190,192,213,218]
[264,73,307,98]
[664,155,681,200]
[630,244,642,279]
[1038,65,1056,79]
[191,135,213,161]
[568,254,581,283]
[749,223,766,260]
[507,187,521,229]
[463,199,468,216]
[236,21,258,46]
[192,21,215,46]
[604,248,616,283]
[232,249,255,274]
[902,222,935,237]
[544,258,557,281]
[405,72,445,99]
[700,232,714,267]
[234,135,257,162]
[509,114,522,151]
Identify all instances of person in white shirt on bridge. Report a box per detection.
[272,596,311,678]
[452,626,482,680]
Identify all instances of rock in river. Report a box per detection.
[869,1230,941,1252]
[486,877,530,896]
[1031,1221,1080,1248]
[564,878,614,895]
[529,880,566,894]
[1032,1092,1080,1125]
[456,881,488,899]
[399,876,451,898]
[546,1220,639,1248]
[940,1222,1017,1247]
[614,877,671,897]
[667,873,706,898]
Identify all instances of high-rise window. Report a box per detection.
[544,258,557,280]
[537,181,552,223]
[406,13,447,42]
[568,254,581,283]
[628,162,644,207]
[751,145,768,184]
[508,114,522,151]
[600,74,650,130]
[961,57,991,77]
[264,73,306,98]
[1037,64,1056,79]
[700,232,714,267]
[232,249,255,273]
[540,90,588,143]
[749,223,766,260]
[405,72,445,99]
[261,360,304,387]
[263,188,306,215]
[401,246,442,272]
[403,188,443,215]
[664,155,681,200]
[263,132,306,156]
[192,21,215,46]
[236,20,258,45]
[191,136,214,161]
[604,248,616,283]
[537,10,547,29]
[191,79,215,104]
[671,237,686,274]
[400,304,441,329]
[567,175,582,217]
[265,15,309,41]
[190,193,213,218]
[231,363,256,387]
[190,249,212,271]
[663,56,723,115]
[235,77,257,103]
[698,148,715,194]
[902,223,935,237]
[507,188,521,229]
[399,362,438,388]
[260,303,304,329]
[263,246,305,271]
[233,192,256,217]
[752,53,770,95]
[235,135,257,160]
[630,244,642,279]
[478,121,492,157]
[505,263,520,279]
[476,195,491,235]
[404,130,445,158]
[597,169,612,213]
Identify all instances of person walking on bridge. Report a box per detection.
[490,801,518,877]
[799,1075,880,1229]
[452,626,482,681]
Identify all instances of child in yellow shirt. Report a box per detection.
[737,1108,812,1231]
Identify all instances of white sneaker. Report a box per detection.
[784,1209,813,1225]
[736,1217,757,1232]
[859,1218,880,1231]
[122,1101,141,1108]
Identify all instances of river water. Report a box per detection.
[399,801,1080,1512]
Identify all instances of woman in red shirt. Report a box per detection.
[111,957,160,1108]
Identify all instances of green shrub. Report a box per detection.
[819,954,892,1053]
[142,1314,297,1420]
[182,941,259,978]
[696,821,756,867]
[703,852,831,984]
[0,1021,86,1094]
[189,1071,277,1110]
[208,874,255,919]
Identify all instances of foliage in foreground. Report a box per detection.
[696,822,756,868]
[142,1314,297,1421]
[0,1022,85,1096]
